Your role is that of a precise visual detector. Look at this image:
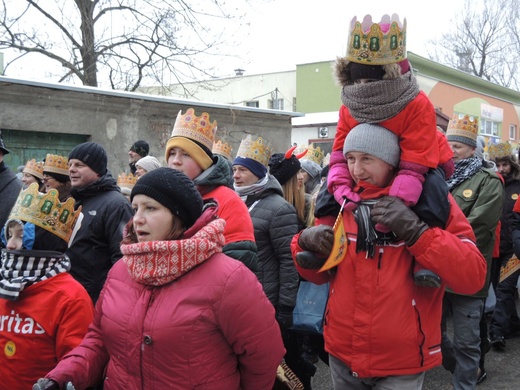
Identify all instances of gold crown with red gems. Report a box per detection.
[346,13,407,65]
[212,139,233,161]
[8,183,82,242]
[488,142,513,160]
[235,134,273,167]
[446,114,479,143]
[23,159,44,180]
[117,172,138,189]
[170,108,217,152]
[44,153,69,176]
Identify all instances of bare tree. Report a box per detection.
[0,0,251,91]
[427,0,519,91]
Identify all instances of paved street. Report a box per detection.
[311,302,520,389]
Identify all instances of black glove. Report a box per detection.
[371,196,429,246]
[297,225,334,257]
[276,305,294,329]
[33,379,59,390]
[295,251,328,269]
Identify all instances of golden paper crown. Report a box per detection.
[446,114,479,145]
[489,142,513,160]
[23,159,44,180]
[170,108,217,152]
[235,135,273,167]
[301,145,325,166]
[346,14,407,65]
[212,139,233,161]
[8,183,82,242]
[117,172,137,189]
[43,153,69,176]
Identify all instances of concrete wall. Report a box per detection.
[0,77,301,175]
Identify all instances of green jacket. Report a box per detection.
[449,167,504,297]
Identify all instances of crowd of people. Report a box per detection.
[0,11,517,390]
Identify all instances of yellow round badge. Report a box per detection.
[4,341,16,357]
[513,194,519,200]
[463,189,473,198]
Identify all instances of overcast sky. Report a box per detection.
[1,0,468,83]
[225,0,467,76]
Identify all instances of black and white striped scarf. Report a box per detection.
[0,249,71,301]
[446,157,482,190]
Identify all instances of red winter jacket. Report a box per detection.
[46,255,284,389]
[0,273,93,389]
[291,194,486,378]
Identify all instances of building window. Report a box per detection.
[292,97,297,112]
[510,124,517,140]
[268,99,284,110]
[246,101,259,108]
[481,118,499,137]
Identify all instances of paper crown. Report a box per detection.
[170,108,217,152]
[346,14,407,65]
[446,114,479,146]
[43,153,69,176]
[212,139,233,161]
[117,172,138,189]
[489,142,513,160]
[235,135,273,167]
[298,145,325,166]
[8,183,82,242]
[23,159,44,180]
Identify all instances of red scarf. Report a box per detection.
[121,218,225,286]
[354,179,392,200]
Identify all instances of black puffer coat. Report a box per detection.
[244,175,299,316]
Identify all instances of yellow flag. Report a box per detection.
[319,203,348,272]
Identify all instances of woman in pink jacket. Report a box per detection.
[34,168,284,390]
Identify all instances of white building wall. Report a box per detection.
[142,71,297,111]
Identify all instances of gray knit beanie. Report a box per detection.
[343,124,400,168]
[135,155,161,173]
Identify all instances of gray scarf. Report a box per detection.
[341,72,420,123]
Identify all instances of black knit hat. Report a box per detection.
[129,140,149,157]
[268,153,301,186]
[131,167,203,228]
[0,129,9,155]
[69,142,108,176]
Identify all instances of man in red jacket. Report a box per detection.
[291,123,486,389]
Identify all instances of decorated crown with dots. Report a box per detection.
[170,108,217,151]
[346,14,407,65]
[235,135,273,167]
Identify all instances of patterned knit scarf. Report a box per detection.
[341,72,420,123]
[0,249,71,301]
[121,218,226,286]
[446,157,482,190]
